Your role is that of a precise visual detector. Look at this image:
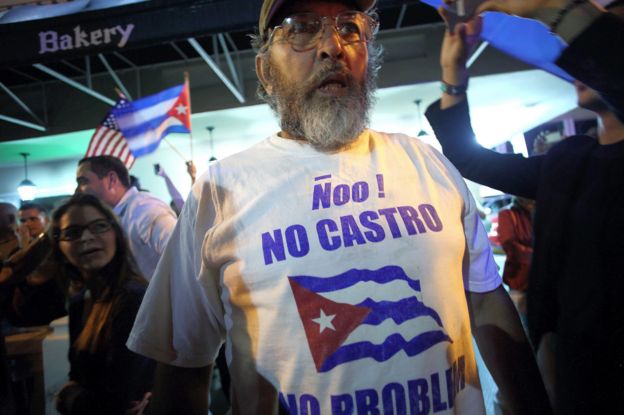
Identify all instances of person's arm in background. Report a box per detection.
[425,13,543,199]
[156,166,185,213]
[186,161,197,185]
[0,233,51,285]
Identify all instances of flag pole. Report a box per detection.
[184,71,193,162]
[114,88,126,99]
[163,137,187,162]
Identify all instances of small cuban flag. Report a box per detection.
[112,81,192,157]
[420,0,573,82]
[289,265,452,373]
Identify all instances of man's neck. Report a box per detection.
[597,111,624,145]
[278,130,306,142]
[110,186,131,208]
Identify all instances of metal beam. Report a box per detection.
[0,82,45,126]
[170,42,189,61]
[33,63,115,105]
[217,33,242,90]
[114,51,137,68]
[396,4,407,29]
[8,68,41,83]
[85,56,92,89]
[467,41,489,68]
[61,59,85,74]
[0,114,46,132]
[98,53,132,100]
[187,37,245,104]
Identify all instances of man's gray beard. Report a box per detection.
[268,62,376,152]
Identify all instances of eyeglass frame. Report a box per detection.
[261,10,380,53]
[55,218,114,242]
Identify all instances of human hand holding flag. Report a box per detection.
[422,0,573,81]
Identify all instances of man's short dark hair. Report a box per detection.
[18,203,46,215]
[79,156,131,188]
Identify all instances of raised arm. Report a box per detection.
[156,166,185,213]
[425,12,543,198]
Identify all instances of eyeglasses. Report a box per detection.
[56,219,113,241]
[266,11,379,52]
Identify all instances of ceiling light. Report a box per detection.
[17,152,37,201]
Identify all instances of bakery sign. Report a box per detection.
[38,24,135,54]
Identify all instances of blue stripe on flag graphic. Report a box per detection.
[128,124,189,157]
[290,265,421,293]
[319,331,452,372]
[291,266,453,372]
[357,297,445,327]
[115,84,184,114]
[121,113,189,139]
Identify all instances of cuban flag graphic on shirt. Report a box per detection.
[288,265,452,373]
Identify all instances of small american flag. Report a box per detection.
[85,99,135,169]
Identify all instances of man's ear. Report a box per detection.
[106,170,118,190]
[255,54,273,96]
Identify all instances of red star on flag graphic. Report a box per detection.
[289,279,371,372]
[167,81,191,129]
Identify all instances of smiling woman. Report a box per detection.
[49,194,155,415]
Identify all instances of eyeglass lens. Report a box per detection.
[59,219,112,241]
[280,11,377,51]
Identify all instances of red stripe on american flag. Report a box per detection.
[85,126,134,170]
[102,133,123,155]
[86,126,107,157]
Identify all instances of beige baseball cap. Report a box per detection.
[259,0,377,38]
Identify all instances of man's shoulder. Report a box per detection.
[124,190,176,229]
[369,129,430,148]
[128,189,171,210]
[370,129,446,160]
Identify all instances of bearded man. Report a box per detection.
[127,1,550,414]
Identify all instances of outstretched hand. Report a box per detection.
[440,9,483,71]
[186,161,197,184]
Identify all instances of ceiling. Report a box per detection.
[0,0,593,170]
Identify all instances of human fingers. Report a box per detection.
[466,15,483,37]
[475,0,508,15]
[438,6,450,24]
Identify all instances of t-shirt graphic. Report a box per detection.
[289,265,452,373]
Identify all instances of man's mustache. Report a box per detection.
[301,62,359,97]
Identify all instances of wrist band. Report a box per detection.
[549,0,586,32]
[440,80,468,96]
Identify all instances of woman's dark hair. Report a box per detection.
[50,193,146,353]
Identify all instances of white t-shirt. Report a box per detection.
[128,130,501,414]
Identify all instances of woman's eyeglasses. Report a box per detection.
[56,219,113,241]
